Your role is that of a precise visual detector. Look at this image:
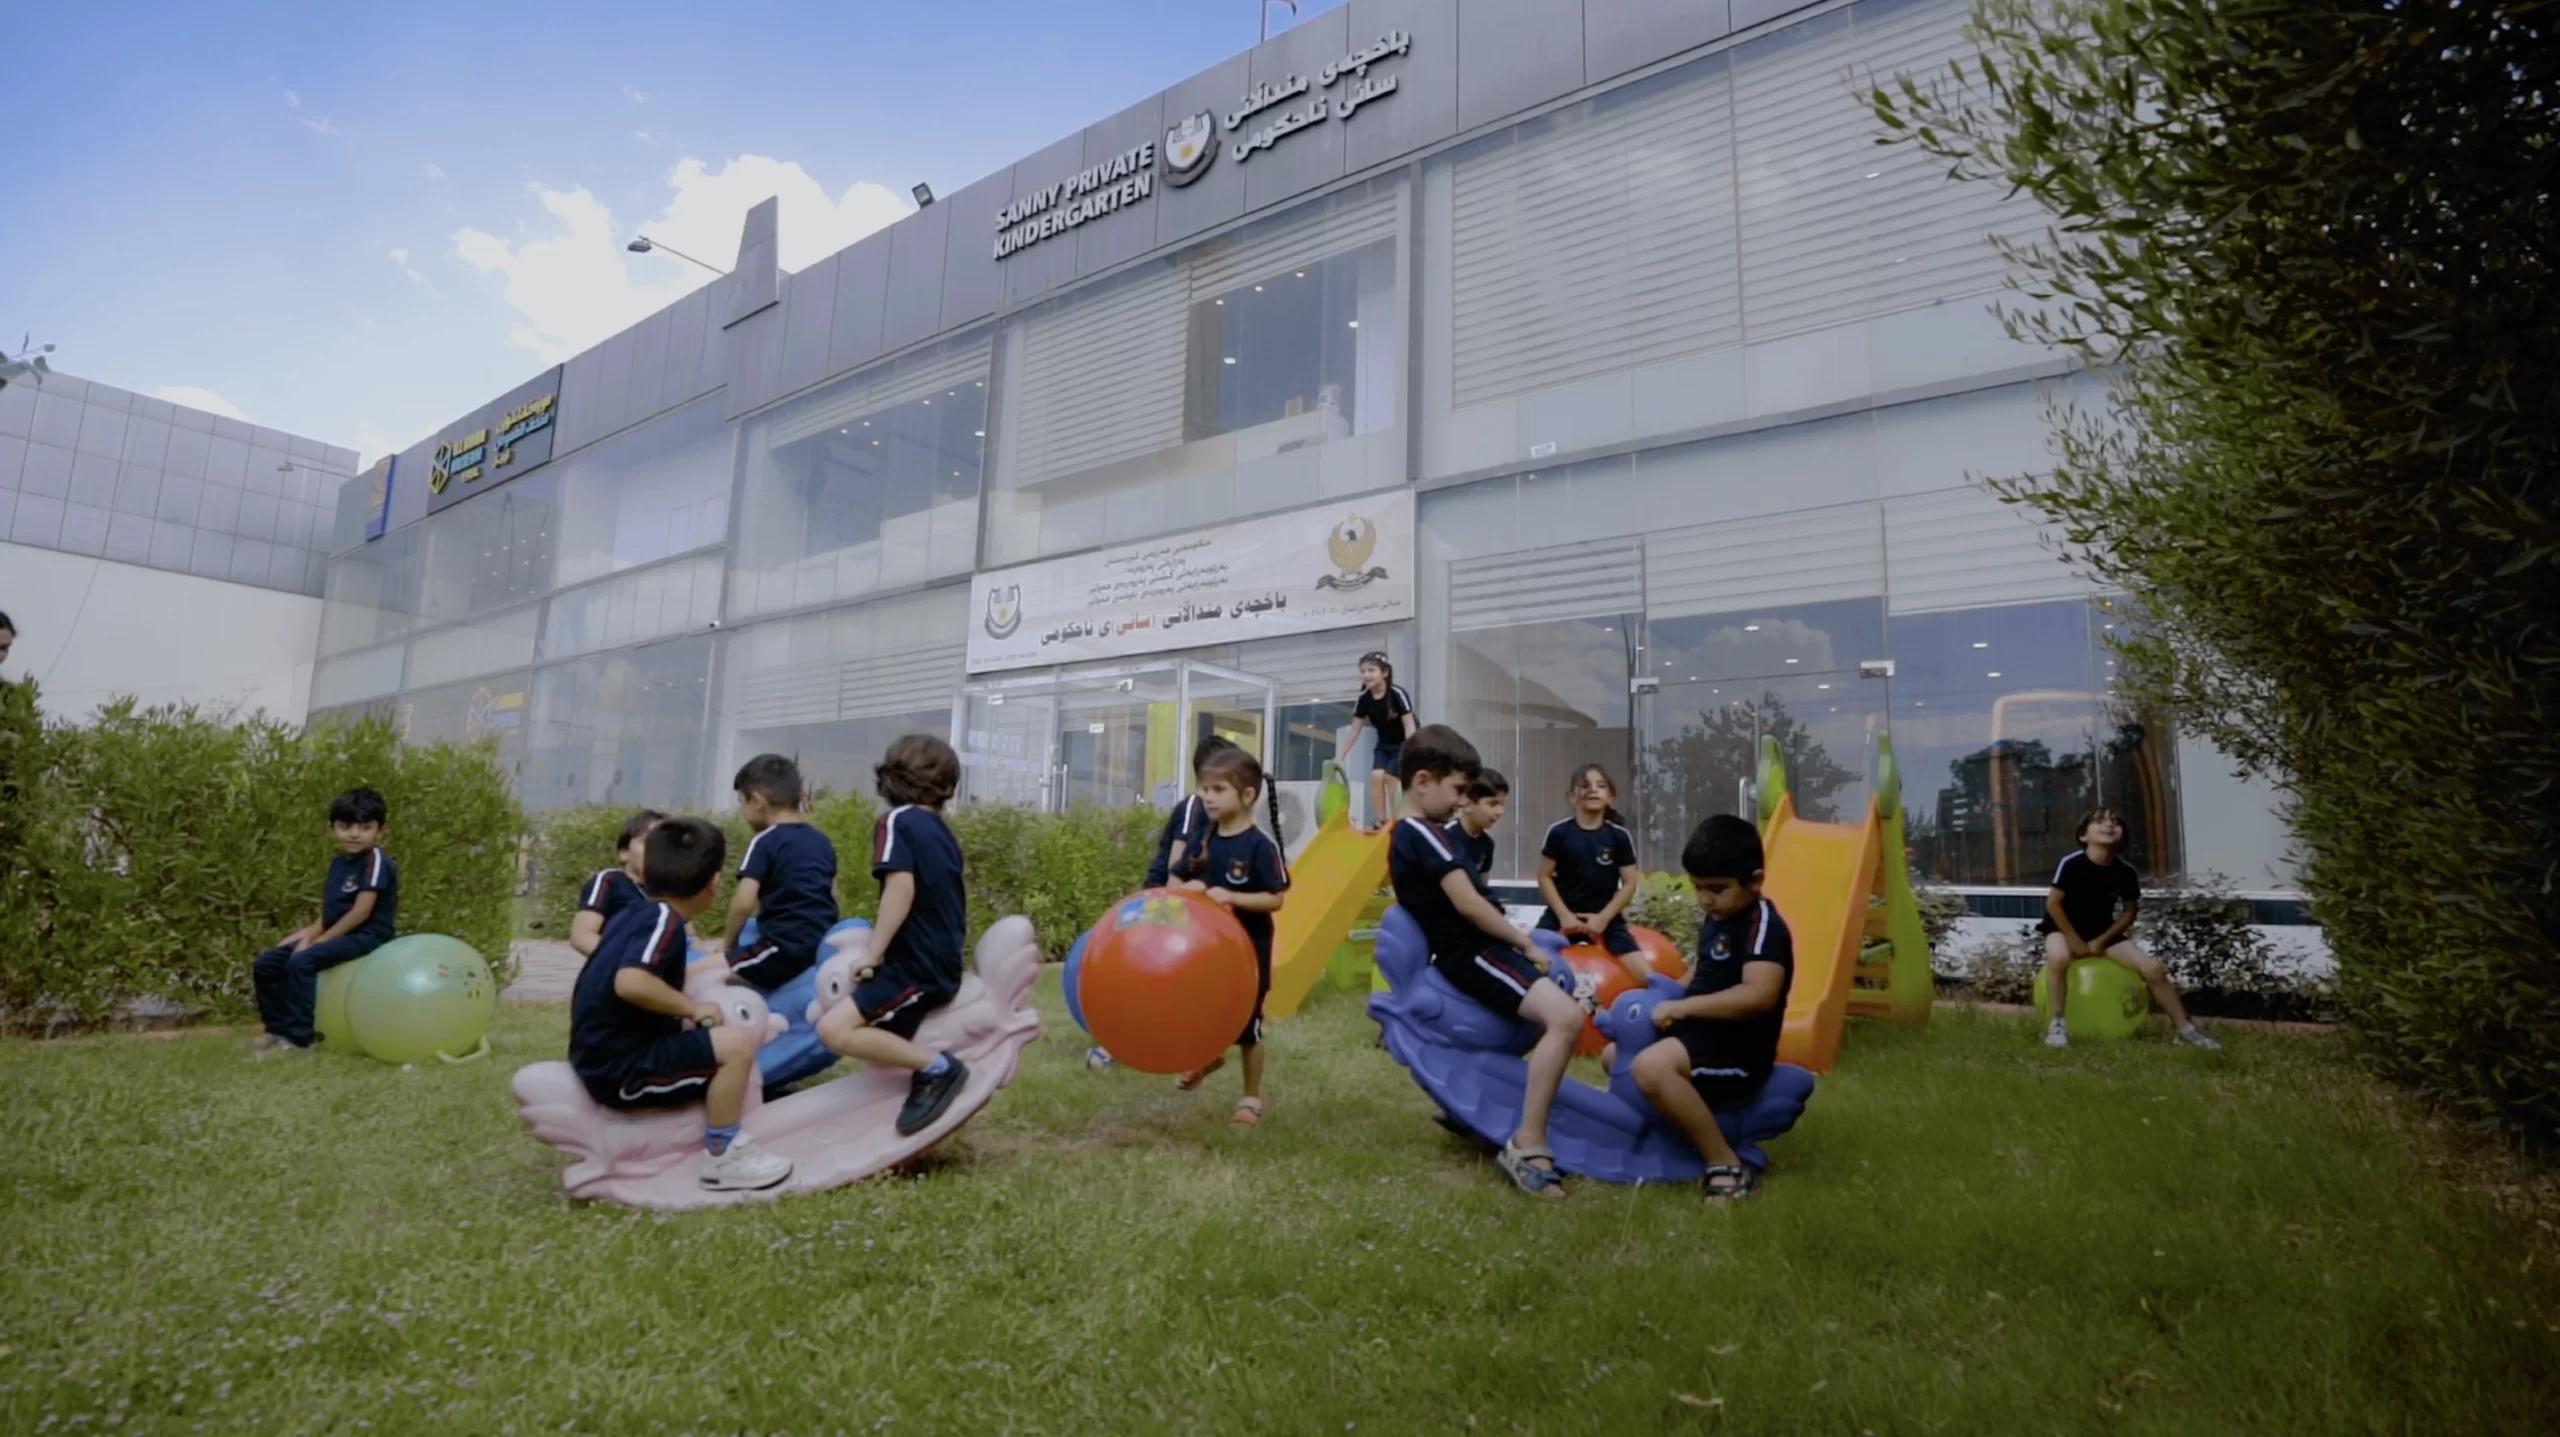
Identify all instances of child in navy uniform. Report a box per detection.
[1447,767,1508,877]
[2040,808,2221,1050]
[1169,747,1291,1125]
[570,817,793,1192]
[570,808,666,958]
[250,788,400,1057]
[1632,815,1796,1203]
[816,735,974,1136]
[1389,725,1587,1199]
[1085,735,1245,1071]
[724,755,841,992]
[1338,651,1416,832]
[1536,763,1645,982]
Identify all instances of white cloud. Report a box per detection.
[389,247,423,282]
[449,154,910,364]
[299,115,340,136]
[625,85,649,104]
[634,130,655,145]
[425,162,445,180]
[282,89,301,108]
[157,386,249,421]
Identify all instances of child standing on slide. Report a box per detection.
[816,736,975,1136]
[1337,651,1415,832]
[2039,808,2221,1050]
[1536,764,1648,983]
[1168,747,1291,1125]
[569,818,792,1192]
[1390,725,1586,1199]
[570,808,666,958]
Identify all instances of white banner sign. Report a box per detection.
[966,490,1416,673]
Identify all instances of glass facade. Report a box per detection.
[306,0,2286,888]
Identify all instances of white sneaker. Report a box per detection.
[2044,1020,2070,1049]
[699,1132,792,1191]
[1085,1046,1115,1071]
[2175,1024,2223,1051]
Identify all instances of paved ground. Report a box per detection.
[501,941,581,1004]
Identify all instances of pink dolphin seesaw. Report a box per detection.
[512,916,1044,1210]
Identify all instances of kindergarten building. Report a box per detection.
[306,0,2298,898]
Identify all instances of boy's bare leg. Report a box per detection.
[817,1004,932,1071]
[2041,931,2075,1020]
[2111,944,2194,1029]
[1633,1038,1741,1168]
[706,1026,760,1128]
[1513,981,1583,1160]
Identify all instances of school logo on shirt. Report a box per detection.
[1162,112,1218,187]
[1317,512,1389,591]
[1227,858,1251,885]
[982,584,1022,640]
[1709,934,1733,963]
[342,877,359,894]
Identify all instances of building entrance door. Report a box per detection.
[953,659,1280,814]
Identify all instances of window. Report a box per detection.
[721,585,968,800]
[417,471,559,626]
[521,636,716,812]
[539,553,723,662]
[396,673,532,774]
[986,181,1403,565]
[730,335,987,619]
[553,395,734,588]
[319,527,424,657]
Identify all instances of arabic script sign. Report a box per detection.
[964,490,1417,674]
[1224,29,1413,166]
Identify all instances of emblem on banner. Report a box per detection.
[983,584,1023,640]
[1162,112,1218,187]
[429,443,453,495]
[1318,512,1388,591]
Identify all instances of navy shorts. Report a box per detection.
[728,938,818,993]
[579,1027,721,1112]
[1537,912,1637,957]
[1668,1019,1773,1106]
[1372,744,1403,781]
[853,966,958,1042]
[1431,943,1544,1021]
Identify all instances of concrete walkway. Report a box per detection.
[502,940,582,1004]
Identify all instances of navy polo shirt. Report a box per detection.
[1389,814,1496,963]
[737,821,840,957]
[874,805,967,991]
[570,901,691,1073]
[1540,817,1636,916]
[578,867,647,926]
[323,848,399,944]
[1144,795,1209,889]
[1177,822,1290,959]
[1684,897,1796,1072]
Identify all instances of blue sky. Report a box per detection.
[0,0,1346,465]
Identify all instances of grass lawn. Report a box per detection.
[5,981,2558,1436]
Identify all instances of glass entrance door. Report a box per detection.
[955,659,1279,814]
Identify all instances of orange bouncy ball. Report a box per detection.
[1630,925,1688,985]
[1557,944,1650,1057]
[1077,890,1259,1075]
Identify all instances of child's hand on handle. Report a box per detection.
[1652,997,1692,1031]
[1205,886,1236,907]
[1172,878,1208,895]
[692,1002,724,1030]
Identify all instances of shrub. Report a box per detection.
[2140,876,2336,1025]
[1878,1,2559,1140]
[1626,870,1702,953]
[1913,883,1971,956]
[0,681,522,1029]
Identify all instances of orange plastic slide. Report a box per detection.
[1263,814,1391,1020]
[1761,791,1882,1075]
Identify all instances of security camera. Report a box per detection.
[706,620,722,631]
[1859,659,1895,679]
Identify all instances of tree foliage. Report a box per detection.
[1878,0,2559,1139]
[1642,692,1859,857]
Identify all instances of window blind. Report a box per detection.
[1734,12,1873,339]
[1448,540,1644,633]
[1644,503,1882,620]
[1449,63,1741,409]
[768,338,992,450]
[1883,483,2094,614]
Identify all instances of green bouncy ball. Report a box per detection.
[343,935,498,1064]
[2032,956,2151,1040]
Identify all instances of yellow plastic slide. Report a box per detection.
[1753,733,1935,1073]
[1264,813,1391,1020]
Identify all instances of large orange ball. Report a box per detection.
[1557,945,1648,1057]
[1078,889,1259,1075]
[1630,925,1688,985]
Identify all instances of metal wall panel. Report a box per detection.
[880,196,953,353]
[1073,95,1168,279]
[1457,0,1586,132]
[776,252,841,400]
[1584,0,1733,83]
[938,169,1013,327]
[826,233,893,378]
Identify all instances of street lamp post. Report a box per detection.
[625,236,729,277]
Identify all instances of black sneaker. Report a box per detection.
[897,1056,969,1136]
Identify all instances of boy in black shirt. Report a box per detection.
[570,808,665,958]
[1446,767,1507,877]
[724,755,840,993]
[2040,808,2221,1050]
[570,817,792,1192]
[815,735,973,1136]
[1388,725,1585,1200]
[1632,815,1795,1202]
[1168,746,1291,1124]
[250,788,400,1056]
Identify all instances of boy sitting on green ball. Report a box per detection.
[249,788,399,1058]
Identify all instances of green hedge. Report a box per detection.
[525,798,1161,958]
[0,679,523,1029]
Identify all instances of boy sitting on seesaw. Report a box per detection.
[815,735,973,1136]
[724,755,840,993]
[569,817,793,1191]
[1631,814,1796,1203]
[250,787,399,1057]
[570,808,665,958]
[1389,725,1587,1200]
[1446,767,1507,878]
